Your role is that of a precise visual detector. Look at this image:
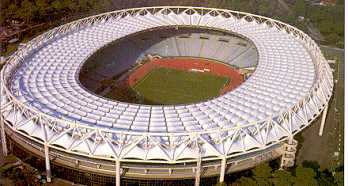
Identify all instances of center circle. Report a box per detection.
[79,27,258,105]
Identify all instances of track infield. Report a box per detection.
[132,67,230,105]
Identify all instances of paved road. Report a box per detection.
[320,45,344,82]
[296,45,344,169]
[320,45,344,60]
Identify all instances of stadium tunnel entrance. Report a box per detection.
[79,26,258,105]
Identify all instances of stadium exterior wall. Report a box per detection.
[5,124,283,180]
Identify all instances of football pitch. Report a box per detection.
[132,68,230,105]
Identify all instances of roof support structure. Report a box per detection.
[115,159,121,186]
[0,115,8,157]
[195,153,201,186]
[44,144,52,182]
[319,105,328,136]
[219,157,227,183]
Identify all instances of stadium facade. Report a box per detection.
[0,6,333,186]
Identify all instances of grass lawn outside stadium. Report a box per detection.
[132,67,230,105]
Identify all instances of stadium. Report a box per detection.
[0,6,333,186]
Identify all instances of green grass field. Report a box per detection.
[132,68,230,105]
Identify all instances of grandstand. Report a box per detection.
[79,27,257,93]
[0,6,333,186]
[136,32,257,66]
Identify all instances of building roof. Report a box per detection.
[1,7,333,163]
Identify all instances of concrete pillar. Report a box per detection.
[219,157,226,183]
[44,144,52,182]
[115,159,121,186]
[288,136,293,145]
[280,138,297,169]
[319,105,329,136]
[0,115,8,156]
[195,155,201,186]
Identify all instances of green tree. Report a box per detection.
[7,3,19,17]
[100,0,114,12]
[334,171,344,186]
[205,0,218,8]
[2,3,21,24]
[316,169,335,186]
[0,3,12,25]
[78,0,89,11]
[326,33,341,44]
[224,0,236,10]
[214,182,227,186]
[63,0,77,14]
[294,165,318,186]
[241,1,256,14]
[1,0,13,8]
[204,0,228,8]
[91,0,102,13]
[301,160,320,172]
[257,0,274,17]
[52,0,64,16]
[293,0,306,17]
[272,169,296,186]
[19,0,38,23]
[238,177,257,186]
[337,0,344,5]
[36,0,52,18]
[251,163,273,186]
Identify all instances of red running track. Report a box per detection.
[128,58,243,95]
